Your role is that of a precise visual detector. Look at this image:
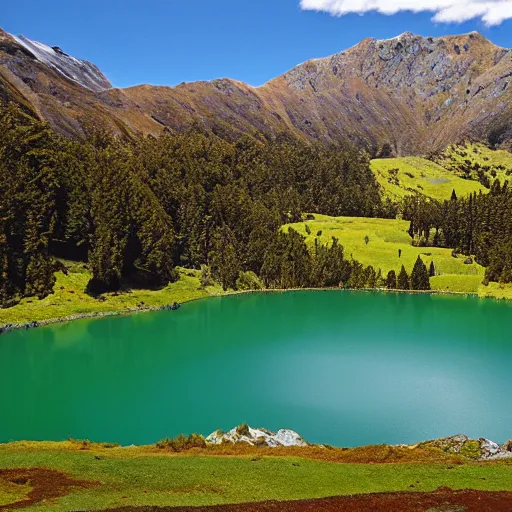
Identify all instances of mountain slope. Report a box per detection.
[1,28,511,153]
[10,34,111,92]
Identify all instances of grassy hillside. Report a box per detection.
[285,215,486,294]
[0,263,227,327]
[437,143,512,183]
[1,443,512,511]
[370,157,486,201]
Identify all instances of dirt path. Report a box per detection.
[0,468,96,510]
[105,488,512,512]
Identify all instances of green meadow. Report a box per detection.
[0,264,227,327]
[285,214,487,294]
[370,156,485,201]
[1,446,512,511]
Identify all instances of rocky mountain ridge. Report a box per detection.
[10,34,111,92]
[0,28,511,154]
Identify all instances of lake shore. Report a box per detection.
[1,282,508,334]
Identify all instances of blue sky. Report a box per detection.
[3,0,512,88]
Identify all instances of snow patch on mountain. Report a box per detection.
[10,34,111,92]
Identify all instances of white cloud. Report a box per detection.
[300,0,512,26]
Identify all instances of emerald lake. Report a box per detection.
[1,291,512,447]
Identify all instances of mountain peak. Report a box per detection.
[9,33,111,92]
[0,28,511,153]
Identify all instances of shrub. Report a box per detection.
[156,433,206,452]
[200,265,212,288]
[67,437,92,450]
[459,440,482,460]
[80,439,91,450]
[236,271,263,291]
[85,277,110,296]
[236,423,250,436]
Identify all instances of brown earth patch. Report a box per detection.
[0,468,97,510]
[104,488,512,512]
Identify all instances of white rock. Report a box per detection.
[480,438,512,460]
[480,438,501,457]
[205,425,308,448]
[274,429,308,447]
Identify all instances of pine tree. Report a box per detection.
[411,256,431,290]
[386,270,397,289]
[429,261,436,277]
[397,265,410,290]
[0,226,10,305]
[209,226,240,291]
[366,265,377,288]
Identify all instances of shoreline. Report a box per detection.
[1,430,511,462]
[0,285,506,334]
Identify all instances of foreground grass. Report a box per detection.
[0,444,511,511]
[370,157,485,201]
[0,477,28,507]
[0,264,227,327]
[286,214,488,294]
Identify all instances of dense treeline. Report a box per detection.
[405,183,512,284]
[0,103,396,305]
[5,100,511,305]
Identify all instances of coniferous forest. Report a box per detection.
[404,186,512,285]
[1,101,512,308]
[0,103,393,306]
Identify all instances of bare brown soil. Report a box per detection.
[105,489,512,512]
[0,468,97,510]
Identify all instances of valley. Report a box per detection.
[1,20,512,512]
[3,143,512,330]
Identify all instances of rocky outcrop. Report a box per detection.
[0,321,39,335]
[202,428,512,459]
[418,435,512,460]
[205,425,308,448]
[10,34,111,92]
[158,302,181,312]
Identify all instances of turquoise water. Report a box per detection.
[1,291,511,447]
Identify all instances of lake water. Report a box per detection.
[1,291,511,447]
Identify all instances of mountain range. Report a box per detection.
[1,28,511,155]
